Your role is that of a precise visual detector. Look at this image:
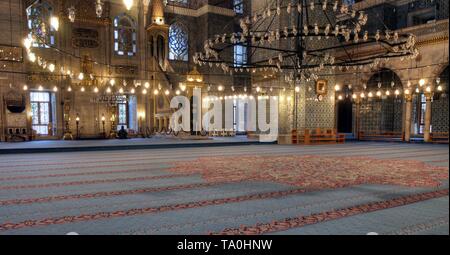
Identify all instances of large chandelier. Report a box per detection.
[194,0,419,83]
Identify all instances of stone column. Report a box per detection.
[404,93,413,142]
[424,93,433,142]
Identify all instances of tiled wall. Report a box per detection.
[432,94,449,133]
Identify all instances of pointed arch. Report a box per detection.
[361,69,404,133]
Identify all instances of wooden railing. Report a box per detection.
[358,131,404,141]
[290,128,345,145]
[430,132,449,144]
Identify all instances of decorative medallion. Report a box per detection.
[72,28,100,48]
[115,65,138,76]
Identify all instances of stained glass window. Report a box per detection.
[234,45,247,67]
[26,1,55,48]
[343,0,356,5]
[114,14,137,56]
[168,0,188,6]
[169,23,189,61]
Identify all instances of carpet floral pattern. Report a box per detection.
[168,155,449,189]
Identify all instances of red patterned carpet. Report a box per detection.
[169,155,449,189]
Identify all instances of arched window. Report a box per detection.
[234,0,244,14]
[168,0,188,6]
[361,69,403,133]
[169,23,188,61]
[114,14,137,56]
[26,1,55,48]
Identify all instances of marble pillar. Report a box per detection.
[404,95,413,142]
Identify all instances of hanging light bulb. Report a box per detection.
[53,86,58,92]
[38,85,44,91]
[395,89,400,96]
[23,85,28,91]
[94,87,99,93]
[153,89,159,95]
[419,79,426,87]
[67,86,72,92]
[119,87,124,94]
[415,87,420,93]
[176,90,181,95]
[130,88,135,94]
[123,0,134,11]
[376,91,382,97]
[437,85,443,92]
[48,63,55,72]
[28,52,36,62]
[50,16,59,31]
[110,79,116,86]
[78,73,84,80]
[385,90,390,96]
[144,82,150,88]
[218,85,224,92]
[295,86,300,93]
[165,89,170,95]
[360,92,365,98]
[68,6,76,22]
[81,87,85,92]
[23,37,32,50]
[368,92,373,98]
[106,87,112,93]
[425,86,432,93]
[334,84,341,91]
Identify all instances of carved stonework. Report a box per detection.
[28,74,61,82]
[81,55,94,74]
[0,45,23,62]
[115,66,138,76]
[72,28,100,48]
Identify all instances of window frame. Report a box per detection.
[168,22,189,62]
[26,1,55,48]
[30,91,52,136]
[113,14,137,57]
[417,93,427,135]
[233,44,247,67]
[234,0,244,14]
[117,96,129,129]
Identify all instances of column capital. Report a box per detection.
[424,92,433,100]
[404,93,413,102]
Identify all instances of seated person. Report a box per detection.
[118,126,128,139]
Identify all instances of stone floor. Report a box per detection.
[0,142,448,235]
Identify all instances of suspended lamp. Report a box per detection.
[50,16,59,31]
[123,0,134,11]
